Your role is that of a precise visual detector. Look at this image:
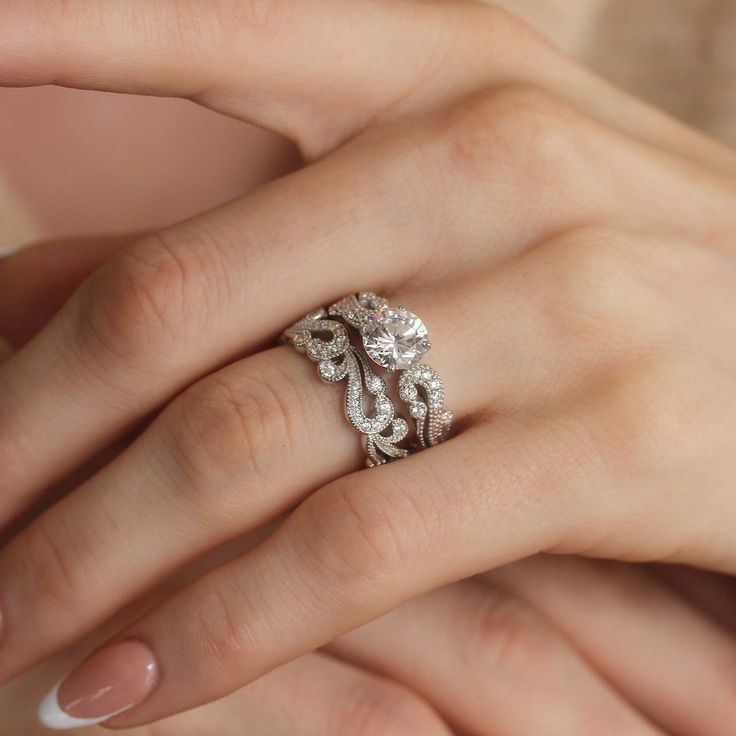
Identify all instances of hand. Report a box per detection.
[4,236,736,736]
[1,0,736,731]
[6,228,736,736]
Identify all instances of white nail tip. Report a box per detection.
[0,244,21,258]
[38,681,135,730]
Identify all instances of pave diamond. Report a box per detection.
[362,306,430,371]
[319,360,337,381]
[409,401,427,418]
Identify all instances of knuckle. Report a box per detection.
[543,360,703,523]
[15,521,90,612]
[604,358,704,473]
[299,482,414,593]
[74,225,224,370]
[33,1,108,33]
[189,581,259,681]
[529,228,662,349]
[440,84,584,189]
[169,0,285,51]
[463,587,552,674]
[337,680,442,736]
[164,364,301,510]
[213,0,288,34]
[76,233,194,364]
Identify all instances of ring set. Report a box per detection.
[284,292,453,467]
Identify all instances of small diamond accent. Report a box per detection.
[319,361,337,380]
[400,384,418,401]
[362,306,430,371]
[409,401,427,418]
[366,375,384,394]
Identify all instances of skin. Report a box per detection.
[1,242,735,736]
[1,0,736,732]
[2,0,736,247]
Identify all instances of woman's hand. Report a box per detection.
[1,0,736,730]
[4,225,736,736]
[3,235,735,736]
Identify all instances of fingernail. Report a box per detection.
[38,640,159,730]
[0,243,21,258]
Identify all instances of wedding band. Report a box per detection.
[283,293,453,466]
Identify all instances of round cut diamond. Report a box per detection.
[362,306,430,371]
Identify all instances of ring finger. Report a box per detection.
[0,268,497,684]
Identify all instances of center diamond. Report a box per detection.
[362,306,430,371]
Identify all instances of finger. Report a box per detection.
[0,346,359,682]
[651,564,736,631]
[0,234,135,345]
[2,0,733,169]
[47,418,576,727]
[165,652,452,736]
[0,266,498,683]
[37,651,451,736]
[0,0,456,156]
[1,511,447,736]
[0,87,604,522]
[485,556,736,736]
[0,127,437,519]
[4,81,732,527]
[329,581,664,736]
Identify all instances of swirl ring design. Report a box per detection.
[284,309,409,466]
[284,293,454,467]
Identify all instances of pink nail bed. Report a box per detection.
[38,640,159,730]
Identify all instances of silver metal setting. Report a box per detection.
[284,309,409,467]
[399,364,454,448]
[284,292,454,467]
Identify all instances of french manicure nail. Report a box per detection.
[38,640,159,730]
[0,243,21,258]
